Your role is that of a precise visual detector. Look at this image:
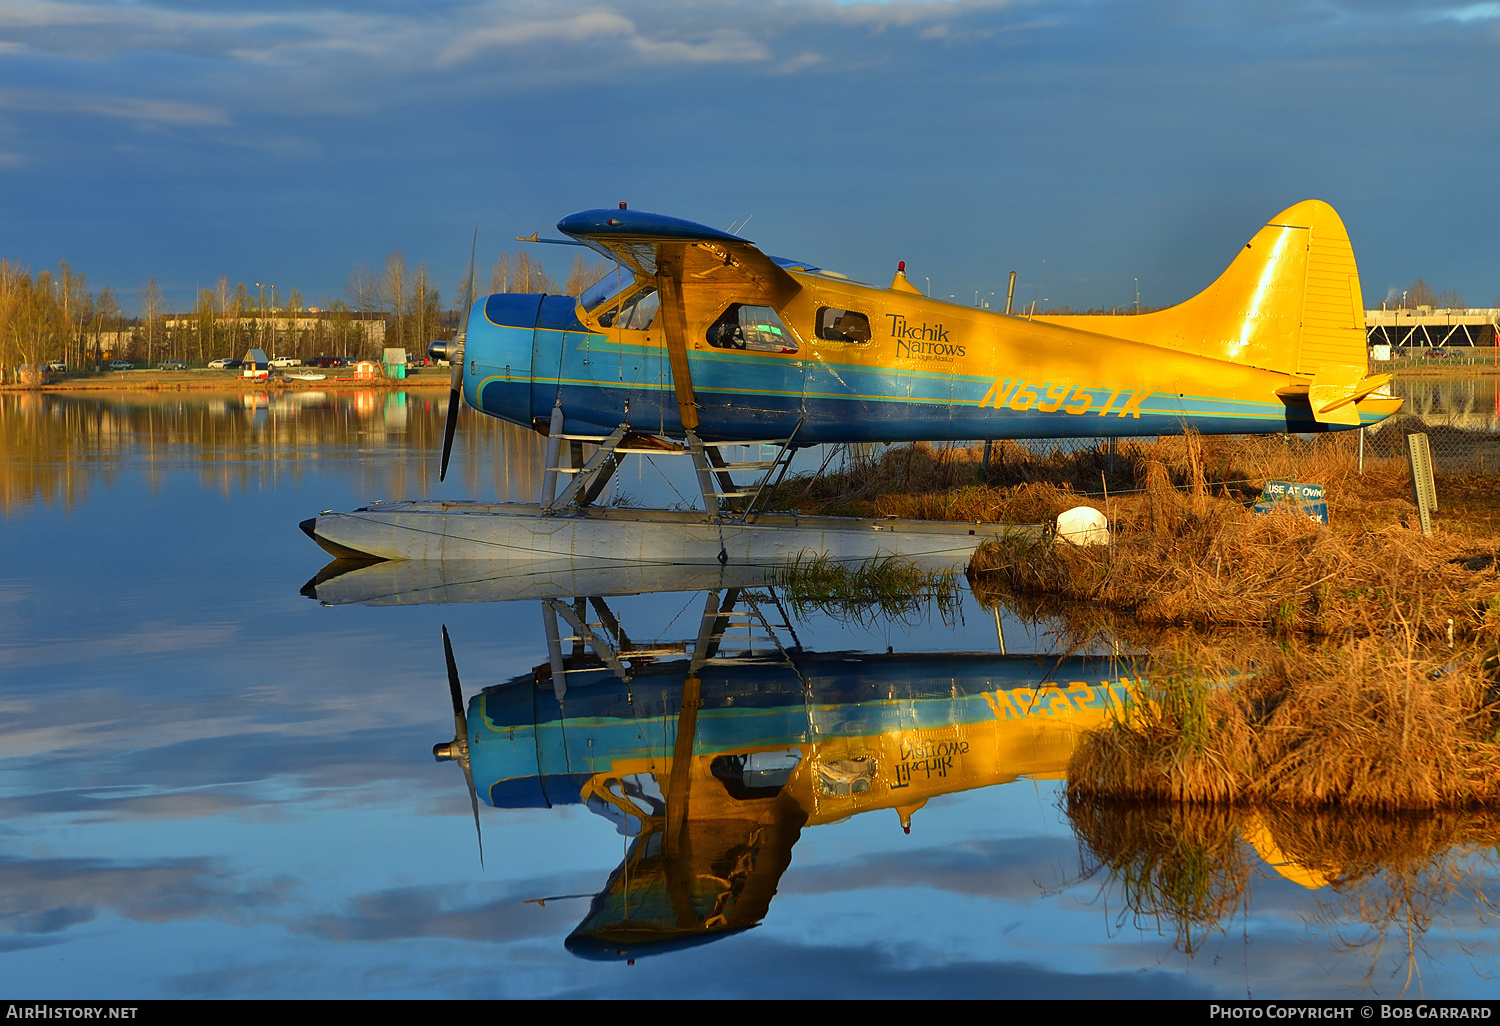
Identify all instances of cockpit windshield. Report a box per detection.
[580,265,634,312]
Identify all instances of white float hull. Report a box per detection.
[301,501,1034,566]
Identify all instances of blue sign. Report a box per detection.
[1254,480,1328,524]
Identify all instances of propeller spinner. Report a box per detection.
[433,624,484,866]
[434,230,478,482]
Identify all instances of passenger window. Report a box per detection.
[598,288,658,330]
[705,304,799,353]
[816,307,872,344]
[815,757,875,796]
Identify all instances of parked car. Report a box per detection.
[1425,348,1449,358]
[305,355,346,368]
[269,356,302,368]
[207,357,243,370]
[46,361,67,373]
[108,360,134,371]
[159,360,186,371]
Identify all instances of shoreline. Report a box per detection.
[6,363,1491,395]
[1,369,452,393]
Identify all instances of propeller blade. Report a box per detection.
[439,385,462,483]
[441,624,484,867]
[462,758,484,869]
[440,229,479,482]
[442,623,464,723]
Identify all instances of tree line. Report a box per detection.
[0,249,611,377]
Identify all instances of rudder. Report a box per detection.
[1047,200,1368,378]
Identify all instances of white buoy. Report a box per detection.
[1055,505,1109,546]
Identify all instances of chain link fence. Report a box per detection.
[1367,375,1500,472]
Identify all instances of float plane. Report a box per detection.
[300,199,1398,563]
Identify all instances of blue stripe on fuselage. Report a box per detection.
[468,317,1358,442]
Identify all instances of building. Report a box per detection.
[1366,307,1499,350]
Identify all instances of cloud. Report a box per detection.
[0,788,264,822]
[438,8,770,66]
[781,836,1081,900]
[1432,3,1500,21]
[0,89,228,127]
[0,0,983,73]
[0,620,238,671]
[302,876,592,943]
[550,933,1217,998]
[775,50,826,73]
[0,853,289,935]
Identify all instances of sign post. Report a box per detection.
[1406,432,1436,537]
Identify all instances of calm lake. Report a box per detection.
[4,388,1499,999]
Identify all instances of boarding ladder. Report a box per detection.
[537,402,801,522]
[539,587,801,701]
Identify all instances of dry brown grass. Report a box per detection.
[1067,798,1500,992]
[774,440,1104,523]
[965,434,1500,643]
[794,433,1500,809]
[774,431,1466,534]
[1069,634,1500,809]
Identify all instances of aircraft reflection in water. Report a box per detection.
[306,561,1140,961]
[462,611,1137,960]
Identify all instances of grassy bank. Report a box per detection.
[1068,797,1500,985]
[773,431,1500,808]
[963,434,1500,809]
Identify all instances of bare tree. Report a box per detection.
[411,262,439,352]
[342,264,378,358]
[92,288,120,367]
[139,277,165,366]
[284,287,305,358]
[1407,279,1438,309]
[564,253,610,296]
[489,253,512,294]
[195,287,216,364]
[0,260,26,379]
[55,260,87,370]
[383,251,409,348]
[5,270,69,383]
[487,251,557,294]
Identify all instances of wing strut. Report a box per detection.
[654,249,726,519]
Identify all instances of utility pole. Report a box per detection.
[255,282,274,350]
[1134,277,1140,314]
[1004,271,1016,315]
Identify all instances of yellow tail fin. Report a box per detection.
[1043,200,1376,424]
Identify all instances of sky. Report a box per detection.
[1,0,1497,314]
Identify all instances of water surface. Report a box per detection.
[3,391,1499,999]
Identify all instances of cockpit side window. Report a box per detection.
[815,306,872,344]
[597,288,658,330]
[580,267,635,313]
[711,750,802,800]
[705,304,799,354]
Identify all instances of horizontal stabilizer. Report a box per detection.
[1279,370,1392,425]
